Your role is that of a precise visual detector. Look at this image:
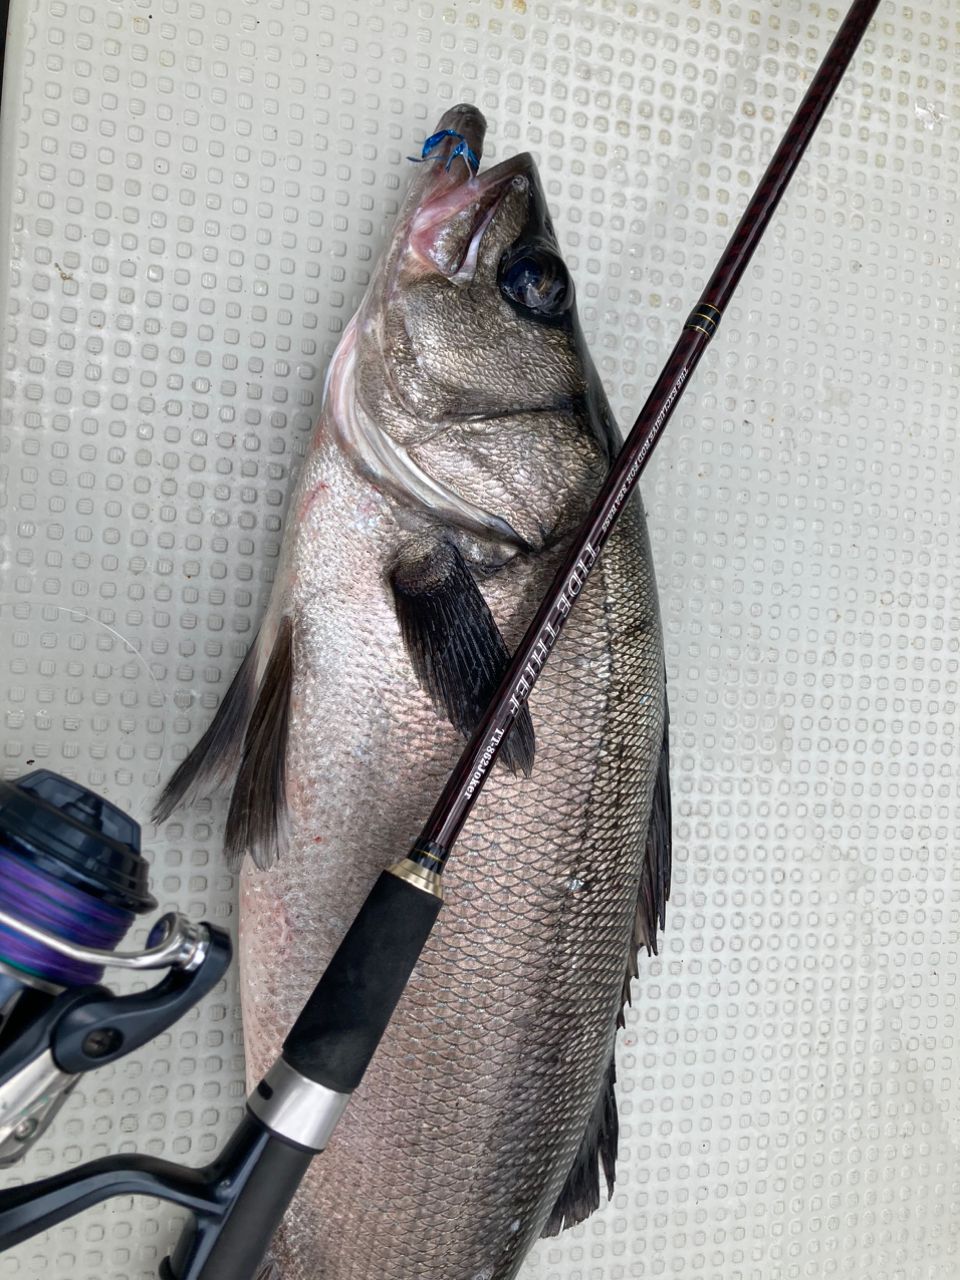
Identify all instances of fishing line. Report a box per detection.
[0,849,133,989]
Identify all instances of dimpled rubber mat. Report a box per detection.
[0,0,959,1277]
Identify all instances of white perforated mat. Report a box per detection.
[1,0,959,1277]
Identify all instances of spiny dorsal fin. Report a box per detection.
[152,634,261,824]
[390,538,535,776]
[540,1054,619,1237]
[544,690,671,1237]
[224,616,294,869]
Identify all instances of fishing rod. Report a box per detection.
[0,0,881,1276]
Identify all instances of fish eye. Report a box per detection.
[498,243,572,319]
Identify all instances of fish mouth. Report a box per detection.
[405,106,534,279]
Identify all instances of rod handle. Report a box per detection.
[281,866,442,1094]
[161,1113,312,1280]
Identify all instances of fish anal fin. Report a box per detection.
[541,1054,619,1237]
[152,634,261,824]
[224,615,295,870]
[390,538,535,776]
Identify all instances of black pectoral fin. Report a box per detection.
[541,1053,619,1237]
[152,634,262,824]
[390,539,535,776]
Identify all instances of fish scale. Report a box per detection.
[157,105,668,1279]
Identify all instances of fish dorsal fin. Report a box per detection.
[540,1055,619,1237]
[390,538,535,776]
[621,696,671,1002]
[543,693,671,1236]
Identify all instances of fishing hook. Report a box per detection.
[407,127,479,174]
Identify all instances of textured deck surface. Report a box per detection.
[1,1,958,1277]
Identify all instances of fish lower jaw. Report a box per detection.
[405,163,528,280]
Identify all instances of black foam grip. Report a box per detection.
[282,871,442,1093]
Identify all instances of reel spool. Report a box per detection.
[0,771,230,1165]
[0,770,156,1007]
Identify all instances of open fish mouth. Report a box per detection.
[404,105,534,279]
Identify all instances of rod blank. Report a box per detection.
[413,0,882,859]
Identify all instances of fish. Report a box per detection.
[154,103,670,1280]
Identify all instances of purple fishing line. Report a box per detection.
[0,845,132,986]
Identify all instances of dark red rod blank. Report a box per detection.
[414,0,882,861]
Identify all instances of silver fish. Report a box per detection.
[156,104,670,1280]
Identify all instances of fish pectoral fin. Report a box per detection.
[223,615,295,869]
[541,1053,619,1237]
[152,631,263,824]
[390,537,535,775]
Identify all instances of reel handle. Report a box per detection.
[0,924,231,1163]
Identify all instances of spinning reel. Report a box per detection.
[0,769,431,1280]
[0,770,231,1164]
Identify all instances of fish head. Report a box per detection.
[344,106,617,554]
[356,104,611,446]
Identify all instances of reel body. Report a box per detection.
[0,771,230,1163]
